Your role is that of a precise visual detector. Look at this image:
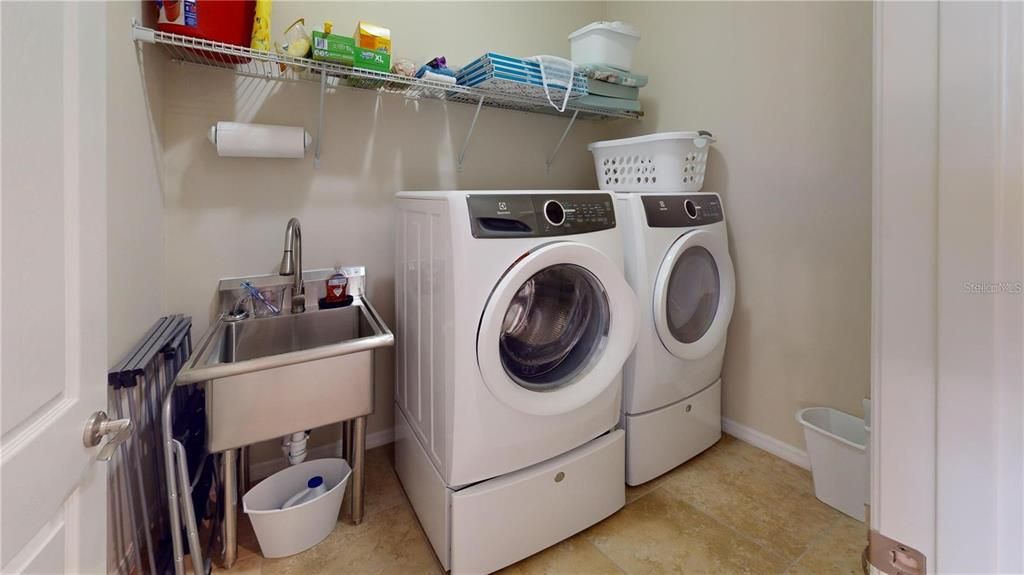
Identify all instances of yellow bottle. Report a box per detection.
[250,0,272,51]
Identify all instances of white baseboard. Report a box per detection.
[722,417,810,470]
[249,428,395,482]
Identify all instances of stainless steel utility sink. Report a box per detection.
[177,297,393,453]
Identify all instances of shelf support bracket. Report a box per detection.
[314,70,327,169]
[457,96,485,172]
[130,18,155,44]
[546,110,580,173]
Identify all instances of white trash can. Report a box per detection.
[243,458,351,558]
[796,407,867,521]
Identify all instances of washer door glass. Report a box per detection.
[665,246,721,344]
[499,264,610,390]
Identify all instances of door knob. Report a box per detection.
[82,411,133,461]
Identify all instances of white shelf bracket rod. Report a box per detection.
[546,110,580,174]
[457,96,485,172]
[131,18,156,43]
[315,70,327,169]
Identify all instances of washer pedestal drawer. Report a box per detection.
[624,379,721,486]
[451,430,625,574]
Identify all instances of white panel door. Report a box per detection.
[1,2,109,573]
[873,2,1024,573]
[934,2,1023,571]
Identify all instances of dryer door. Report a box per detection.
[653,229,735,360]
[477,242,639,416]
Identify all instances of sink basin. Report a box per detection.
[178,297,394,453]
[223,305,376,363]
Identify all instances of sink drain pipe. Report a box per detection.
[282,430,311,465]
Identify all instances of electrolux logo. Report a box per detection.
[962,281,1024,294]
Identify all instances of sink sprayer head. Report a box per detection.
[279,249,295,276]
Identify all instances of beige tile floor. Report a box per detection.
[216,434,865,574]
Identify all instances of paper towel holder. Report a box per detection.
[207,122,313,159]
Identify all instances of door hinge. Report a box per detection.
[867,529,926,575]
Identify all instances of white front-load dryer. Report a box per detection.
[616,192,735,486]
[394,191,639,574]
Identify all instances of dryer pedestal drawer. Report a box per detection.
[451,430,625,574]
[624,379,721,486]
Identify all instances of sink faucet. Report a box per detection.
[279,217,305,313]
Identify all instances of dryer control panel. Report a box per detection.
[467,193,616,238]
[642,194,723,228]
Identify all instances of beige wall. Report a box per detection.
[107,2,165,573]
[102,0,868,568]
[158,2,613,466]
[109,2,165,366]
[150,1,871,471]
[606,1,873,448]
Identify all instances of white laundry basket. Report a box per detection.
[796,407,867,521]
[243,458,351,558]
[588,131,715,192]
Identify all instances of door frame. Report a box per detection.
[872,2,1023,572]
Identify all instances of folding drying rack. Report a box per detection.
[108,315,201,575]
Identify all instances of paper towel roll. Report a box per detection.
[208,122,312,158]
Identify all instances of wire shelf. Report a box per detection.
[132,24,642,121]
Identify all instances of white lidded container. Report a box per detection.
[588,131,714,192]
[243,458,351,558]
[568,21,640,71]
[796,407,867,521]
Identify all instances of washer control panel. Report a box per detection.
[642,194,723,228]
[468,193,616,238]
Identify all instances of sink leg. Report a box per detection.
[223,449,238,569]
[239,446,250,493]
[351,417,366,525]
[342,420,353,462]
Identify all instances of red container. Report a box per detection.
[156,0,255,63]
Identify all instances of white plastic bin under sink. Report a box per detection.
[796,407,867,521]
[243,458,351,558]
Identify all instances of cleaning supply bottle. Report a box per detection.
[325,267,349,303]
[281,476,328,510]
[250,0,271,51]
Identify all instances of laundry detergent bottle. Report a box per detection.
[280,476,328,510]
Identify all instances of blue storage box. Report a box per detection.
[457,52,587,100]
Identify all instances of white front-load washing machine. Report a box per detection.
[616,192,735,486]
[394,191,639,574]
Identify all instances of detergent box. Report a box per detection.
[354,21,391,54]
[353,47,390,73]
[311,31,355,66]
